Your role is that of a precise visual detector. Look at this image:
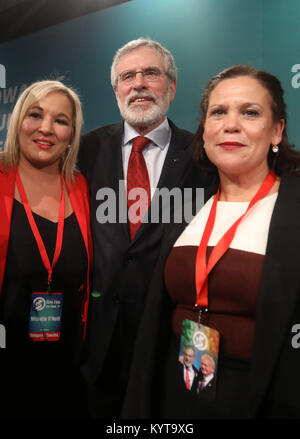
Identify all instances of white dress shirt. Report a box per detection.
[183,364,196,387]
[201,373,214,388]
[122,118,172,199]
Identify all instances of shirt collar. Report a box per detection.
[204,373,214,383]
[123,118,171,150]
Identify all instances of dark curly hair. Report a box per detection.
[193,65,300,176]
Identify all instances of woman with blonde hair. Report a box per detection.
[0,80,92,419]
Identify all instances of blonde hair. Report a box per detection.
[4,80,83,182]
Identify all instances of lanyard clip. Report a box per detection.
[198,307,208,325]
[47,281,51,294]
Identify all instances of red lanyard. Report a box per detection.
[15,169,65,291]
[195,170,276,308]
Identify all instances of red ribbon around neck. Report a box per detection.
[15,169,65,290]
[195,170,276,308]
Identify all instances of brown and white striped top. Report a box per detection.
[164,192,278,360]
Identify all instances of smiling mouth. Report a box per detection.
[217,142,246,150]
[129,96,154,105]
[34,139,54,149]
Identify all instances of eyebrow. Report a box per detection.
[120,66,161,73]
[208,102,263,109]
[29,105,71,121]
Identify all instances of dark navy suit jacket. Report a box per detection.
[78,120,213,385]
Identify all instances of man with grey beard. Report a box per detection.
[78,38,212,418]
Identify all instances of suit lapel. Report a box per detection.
[97,122,130,241]
[100,122,125,192]
[110,123,130,240]
[156,120,192,191]
[0,165,16,291]
[248,174,300,415]
[66,175,91,263]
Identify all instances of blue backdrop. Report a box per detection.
[0,0,299,150]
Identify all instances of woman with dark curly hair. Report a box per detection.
[193,65,300,176]
[122,65,300,419]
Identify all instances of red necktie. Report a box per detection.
[127,136,151,239]
[185,367,191,390]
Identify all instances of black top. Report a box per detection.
[0,200,88,419]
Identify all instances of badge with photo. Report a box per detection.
[179,319,219,399]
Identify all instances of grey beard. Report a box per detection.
[117,88,171,128]
[119,102,168,128]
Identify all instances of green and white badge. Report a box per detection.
[179,319,219,399]
[29,292,63,342]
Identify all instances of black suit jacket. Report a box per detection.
[194,371,216,399]
[77,120,213,385]
[122,173,300,418]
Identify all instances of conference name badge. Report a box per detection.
[29,292,63,342]
[179,319,219,399]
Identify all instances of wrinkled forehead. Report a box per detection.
[202,356,214,368]
[207,75,274,110]
[184,348,195,356]
[211,76,270,100]
[116,46,165,74]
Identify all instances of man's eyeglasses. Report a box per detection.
[118,67,167,84]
